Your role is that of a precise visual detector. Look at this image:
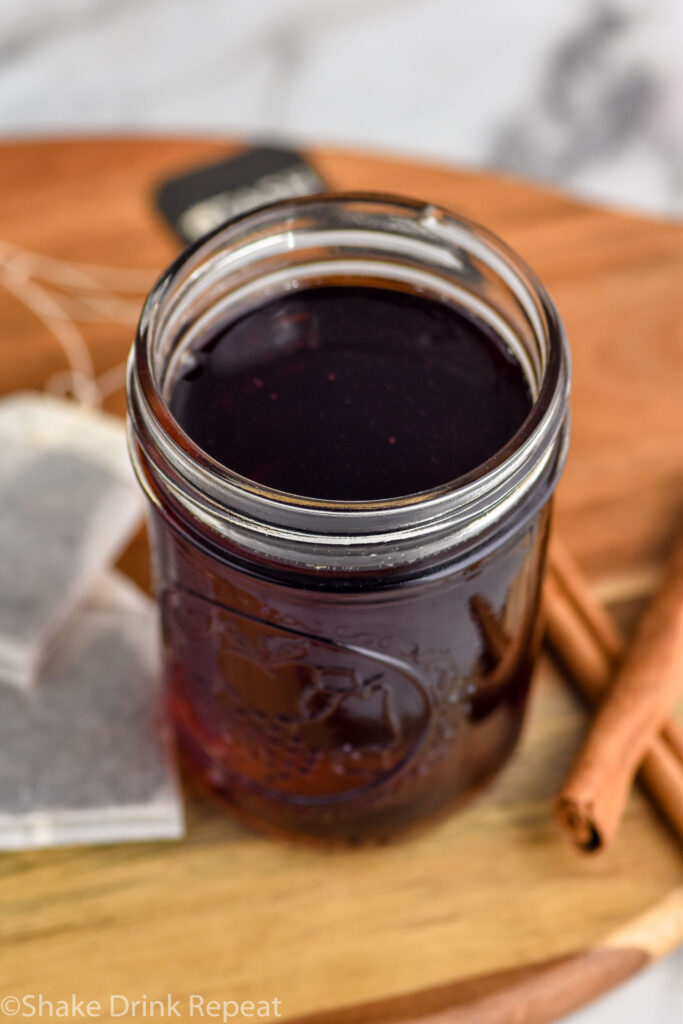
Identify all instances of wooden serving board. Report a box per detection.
[0,139,681,1024]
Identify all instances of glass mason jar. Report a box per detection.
[127,194,570,844]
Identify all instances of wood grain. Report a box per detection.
[0,139,681,1024]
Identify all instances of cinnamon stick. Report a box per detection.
[661,717,683,762]
[547,539,683,762]
[552,535,683,851]
[544,572,614,704]
[544,572,683,846]
[548,537,622,660]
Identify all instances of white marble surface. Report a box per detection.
[560,949,683,1024]
[0,2,681,1021]
[0,0,681,216]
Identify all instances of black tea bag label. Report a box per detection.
[155,145,327,244]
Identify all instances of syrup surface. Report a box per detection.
[169,285,531,501]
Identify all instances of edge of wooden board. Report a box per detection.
[289,890,682,1024]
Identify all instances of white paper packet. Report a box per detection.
[0,392,143,688]
[0,571,184,850]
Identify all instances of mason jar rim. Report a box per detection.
[127,192,570,569]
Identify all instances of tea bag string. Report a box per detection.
[0,240,153,408]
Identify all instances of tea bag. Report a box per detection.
[0,571,184,849]
[0,392,143,688]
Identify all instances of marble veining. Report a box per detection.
[490,2,682,215]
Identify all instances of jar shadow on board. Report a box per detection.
[127,193,570,844]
